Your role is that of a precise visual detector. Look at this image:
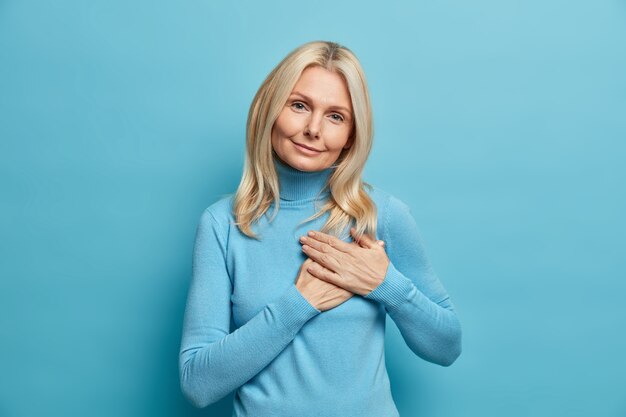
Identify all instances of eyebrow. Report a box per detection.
[289,91,352,116]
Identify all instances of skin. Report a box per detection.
[271,65,354,172]
[270,65,390,311]
[301,227,390,296]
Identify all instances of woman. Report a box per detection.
[179,40,462,416]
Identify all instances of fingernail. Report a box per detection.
[308,231,315,237]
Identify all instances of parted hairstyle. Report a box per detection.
[232,40,378,242]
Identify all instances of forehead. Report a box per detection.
[290,66,352,111]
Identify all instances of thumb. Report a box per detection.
[350,227,378,249]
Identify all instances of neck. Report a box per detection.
[273,155,334,202]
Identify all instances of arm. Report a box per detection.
[363,195,462,366]
[179,209,321,408]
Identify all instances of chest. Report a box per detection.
[226,212,382,328]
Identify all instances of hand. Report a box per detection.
[299,227,390,296]
[294,258,354,312]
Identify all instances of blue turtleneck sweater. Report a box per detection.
[179,157,462,416]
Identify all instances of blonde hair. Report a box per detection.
[233,40,377,241]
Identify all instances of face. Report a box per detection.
[271,65,354,172]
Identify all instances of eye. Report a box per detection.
[330,113,344,122]
[291,101,307,111]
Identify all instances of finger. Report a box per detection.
[306,261,342,286]
[302,230,353,254]
[350,228,369,248]
[350,227,377,249]
[301,243,340,272]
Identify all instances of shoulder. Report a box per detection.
[364,183,412,219]
[197,194,236,236]
[364,183,416,240]
[204,193,235,222]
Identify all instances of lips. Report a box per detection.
[293,142,322,152]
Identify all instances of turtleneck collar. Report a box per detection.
[273,155,334,202]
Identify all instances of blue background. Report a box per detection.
[1,1,625,416]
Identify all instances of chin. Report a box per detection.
[289,158,320,172]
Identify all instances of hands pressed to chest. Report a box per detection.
[298,227,389,297]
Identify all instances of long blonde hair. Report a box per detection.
[233,40,377,241]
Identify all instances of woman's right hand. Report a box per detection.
[295,240,386,312]
[295,258,353,312]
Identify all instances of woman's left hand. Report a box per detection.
[299,227,390,296]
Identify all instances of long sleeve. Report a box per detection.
[178,208,321,408]
[363,195,462,366]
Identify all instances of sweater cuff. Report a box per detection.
[363,261,415,310]
[270,284,321,332]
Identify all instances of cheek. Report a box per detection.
[274,111,303,138]
[326,125,353,150]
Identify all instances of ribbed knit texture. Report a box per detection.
[179,156,462,416]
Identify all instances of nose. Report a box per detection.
[304,113,322,139]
